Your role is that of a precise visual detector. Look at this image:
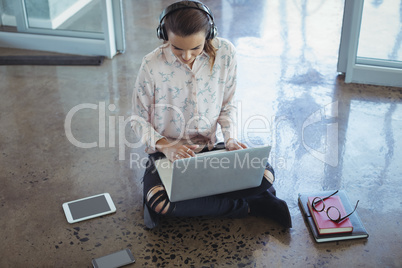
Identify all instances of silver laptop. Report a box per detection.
[154,145,271,202]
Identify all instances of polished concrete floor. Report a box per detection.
[1,0,402,267]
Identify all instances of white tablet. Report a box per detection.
[62,193,116,224]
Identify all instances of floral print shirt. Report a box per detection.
[131,37,238,153]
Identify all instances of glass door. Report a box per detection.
[0,0,16,29]
[0,0,124,58]
[15,0,104,38]
[337,0,402,87]
[357,0,402,64]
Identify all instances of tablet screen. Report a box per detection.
[68,195,111,220]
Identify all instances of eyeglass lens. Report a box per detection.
[312,197,325,211]
[327,206,341,221]
[311,191,359,223]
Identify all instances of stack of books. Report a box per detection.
[298,190,369,243]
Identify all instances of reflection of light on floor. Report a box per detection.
[234,0,344,133]
[342,100,402,213]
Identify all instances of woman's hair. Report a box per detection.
[164,7,217,70]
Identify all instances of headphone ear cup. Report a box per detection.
[207,23,217,40]
[212,25,217,39]
[157,22,168,40]
[156,24,162,39]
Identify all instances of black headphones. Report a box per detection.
[156,1,217,41]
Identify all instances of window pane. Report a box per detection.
[357,0,402,62]
[24,0,103,33]
[0,0,16,27]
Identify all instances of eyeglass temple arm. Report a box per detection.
[338,200,360,222]
[313,190,339,206]
[321,190,339,201]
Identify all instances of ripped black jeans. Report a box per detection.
[143,146,274,219]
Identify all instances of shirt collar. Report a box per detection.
[162,43,209,66]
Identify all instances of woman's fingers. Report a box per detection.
[183,146,197,157]
[226,139,247,151]
[172,145,198,161]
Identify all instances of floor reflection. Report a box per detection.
[341,100,401,213]
[0,0,402,267]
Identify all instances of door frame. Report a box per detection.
[337,0,402,87]
[0,0,124,58]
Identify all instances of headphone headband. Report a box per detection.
[159,1,215,23]
[157,1,217,41]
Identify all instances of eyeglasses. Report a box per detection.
[311,190,359,223]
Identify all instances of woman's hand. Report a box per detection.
[156,138,199,162]
[225,138,247,151]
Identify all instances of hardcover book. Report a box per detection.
[298,190,369,243]
[307,195,353,235]
[307,196,353,234]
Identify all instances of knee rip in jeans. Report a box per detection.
[146,185,171,215]
[263,169,275,185]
